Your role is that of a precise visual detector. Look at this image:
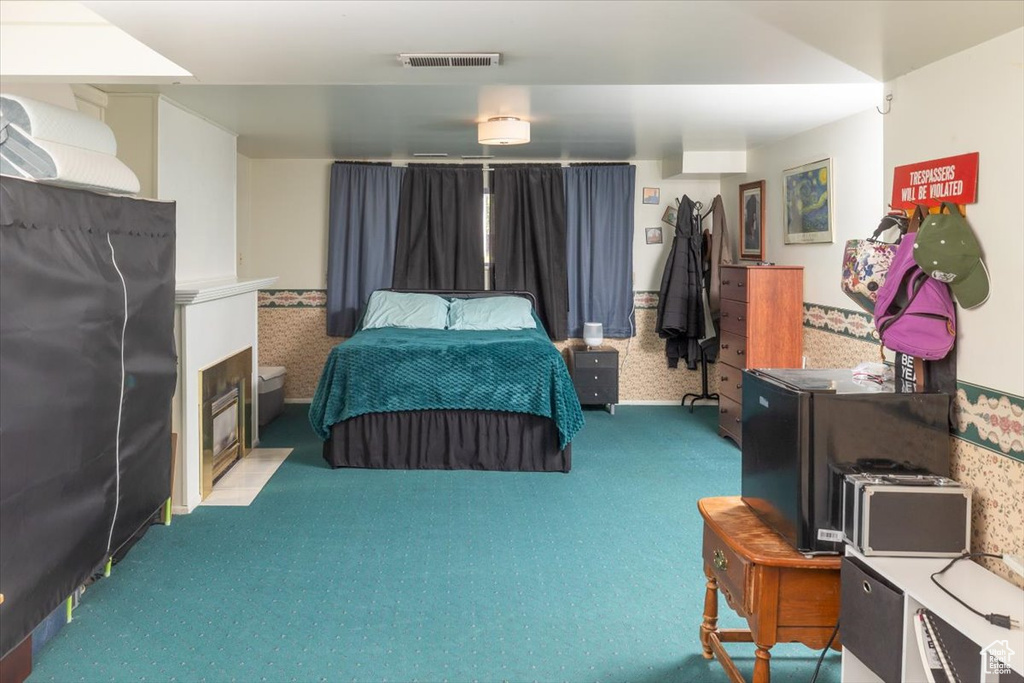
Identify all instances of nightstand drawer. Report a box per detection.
[573,351,618,369]
[574,367,617,389]
[576,384,618,404]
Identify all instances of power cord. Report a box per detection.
[931,552,1021,629]
[809,619,840,683]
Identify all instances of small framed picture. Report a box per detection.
[645,227,663,245]
[783,158,834,244]
[739,180,765,261]
[642,187,660,205]
[661,204,677,227]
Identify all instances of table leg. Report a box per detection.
[700,568,719,659]
[753,644,771,683]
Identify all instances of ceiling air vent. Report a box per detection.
[399,53,501,68]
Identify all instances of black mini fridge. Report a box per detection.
[741,368,950,553]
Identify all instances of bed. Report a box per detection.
[309,290,584,472]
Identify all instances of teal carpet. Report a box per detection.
[30,405,839,682]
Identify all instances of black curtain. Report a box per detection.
[393,164,484,290]
[492,164,569,340]
[326,162,405,337]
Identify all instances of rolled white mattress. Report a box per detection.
[1,95,140,195]
[0,94,117,155]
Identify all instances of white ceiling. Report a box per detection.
[27,1,1024,159]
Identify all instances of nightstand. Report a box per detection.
[566,346,618,414]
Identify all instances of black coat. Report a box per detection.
[656,195,705,368]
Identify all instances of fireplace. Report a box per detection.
[199,347,253,498]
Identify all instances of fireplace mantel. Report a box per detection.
[175,277,278,306]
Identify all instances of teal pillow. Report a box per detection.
[448,296,537,331]
[361,291,449,330]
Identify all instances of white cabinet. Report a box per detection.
[841,548,1023,682]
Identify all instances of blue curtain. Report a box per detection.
[563,164,636,338]
[326,162,406,336]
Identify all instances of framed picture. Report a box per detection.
[645,227,663,245]
[642,187,660,205]
[661,204,677,227]
[783,158,833,244]
[738,180,765,261]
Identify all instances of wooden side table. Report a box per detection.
[698,497,841,683]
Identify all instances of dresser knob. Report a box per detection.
[737,349,745,356]
[735,417,741,423]
[737,316,745,322]
[722,344,729,350]
[720,408,727,414]
[722,312,729,318]
[722,280,731,285]
[737,282,745,288]
[594,375,599,380]
[736,383,742,389]
[719,376,726,382]
[593,359,599,364]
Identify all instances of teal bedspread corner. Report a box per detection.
[308,326,584,449]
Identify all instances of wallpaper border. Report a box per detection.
[260,289,663,310]
[255,290,1021,461]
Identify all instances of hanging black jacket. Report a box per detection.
[656,195,705,368]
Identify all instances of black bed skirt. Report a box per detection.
[324,410,571,472]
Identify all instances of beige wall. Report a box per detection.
[883,28,1023,396]
[720,108,884,311]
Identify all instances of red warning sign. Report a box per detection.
[891,152,978,209]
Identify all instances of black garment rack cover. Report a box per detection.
[0,176,177,657]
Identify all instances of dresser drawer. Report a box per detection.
[719,331,749,369]
[719,395,742,440]
[703,525,752,615]
[573,351,618,369]
[721,267,749,302]
[719,298,749,336]
[718,362,743,405]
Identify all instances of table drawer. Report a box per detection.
[719,331,748,369]
[719,395,742,438]
[718,362,743,405]
[703,525,752,615]
[719,298,749,336]
[573,351,618,369]
[721,267,749,303]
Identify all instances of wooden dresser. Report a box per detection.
[717,265,804,446]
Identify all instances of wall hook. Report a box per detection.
[877,93,893,115]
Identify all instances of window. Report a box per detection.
[483,187,493,289]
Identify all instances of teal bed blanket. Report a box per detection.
[309,325,585,449]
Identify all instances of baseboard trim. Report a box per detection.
[284,398,312,404]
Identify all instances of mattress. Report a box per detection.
[0,95,140,194]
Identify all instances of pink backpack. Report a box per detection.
[873,219,957,361]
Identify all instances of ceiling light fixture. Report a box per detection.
[478,117,530,146]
